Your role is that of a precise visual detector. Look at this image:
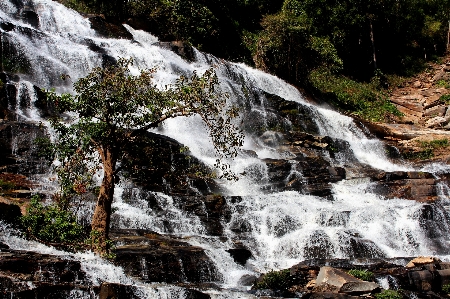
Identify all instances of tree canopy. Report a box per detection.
[45,58,243,252]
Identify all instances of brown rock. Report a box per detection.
[315,267,360,289]
[395,105,423,118]
[424,105,447,117]
[391,96,424,113]
[406,256,441,268]
[408,270,433,291]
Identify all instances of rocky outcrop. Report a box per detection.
[314,267,380,295]
[372,171,444,202]
[111,229,220,283]
[0,249,94,298]
[157,41,196,62]
[0,121,50,176]
[253,257,450,298]
[121,132,222,196]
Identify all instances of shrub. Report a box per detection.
[439,94,450,104]
[348,269,374,281]
[374,290,403,299]
[21,195,86,245]
[254,269,291,290]
[308,69,402,121]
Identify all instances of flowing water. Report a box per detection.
[2,1,450,297]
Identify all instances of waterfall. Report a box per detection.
[2,0,450,297]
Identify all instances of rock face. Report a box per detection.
[253,257,450,298]
[111,229,220,283]
[0,121,50,176]
[0,249,94,299]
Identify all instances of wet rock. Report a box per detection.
[0,121,50,175]
[89,16,133,39]
[122,132,222,196]
[263,156,345,197]
[372,171,440,202]
[20,10,39,28]
[0,249,91,298]
[408,270,435,291]
[238,274,257,286]
[157,41,195,62]
[264,92,320,135]
[111,230,219,283]
[0,202,21,227]
[339,281,380,295]
[226,248,252,266]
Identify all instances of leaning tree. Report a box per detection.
[45,58,243,253]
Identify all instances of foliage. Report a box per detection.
[348,269,374,281]
[45,57,243,252]
[56,0,450,118]
[442,283,450,293]
[439,94,450,104]
[308,69,401,121]
[254,269,291,290]
[21,195,86,245]
[418,139,449,149]
[403,149,434,160]
[374,290,403,299]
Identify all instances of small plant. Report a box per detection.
[442,284,450,293]
[418,138,449,149]
[374,290,402,299]
[348,269,374,281]
[21,195,86,245]
[440,94,450,104]
[403,149,434,160]
[0,179,16,192]
[254,269,291,290]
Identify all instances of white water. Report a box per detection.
[2,0,450,297]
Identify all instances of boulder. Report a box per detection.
[408,270,434,291]
[316,267,360,289]
[406,256,441,268]
[339,281,380,295]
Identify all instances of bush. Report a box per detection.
[374,290,403,299]
[21,195,86,245]
[254,269,291,290]
[348,269,374,281]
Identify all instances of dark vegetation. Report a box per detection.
[58,0,450,121]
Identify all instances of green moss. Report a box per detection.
[374,290,402,299]
[347,269,374,281]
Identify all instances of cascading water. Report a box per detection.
[2,0,450,297]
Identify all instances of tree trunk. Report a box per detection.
[447,20,450,52]
[369,19,377,71]
[91,146,117,254]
